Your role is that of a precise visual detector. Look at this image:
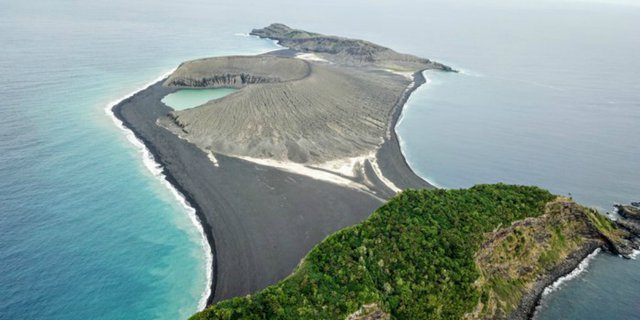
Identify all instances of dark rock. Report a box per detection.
[615,204,640,220]
[616,219,640,237]
[250,23,457,72]
[167,73,283,88]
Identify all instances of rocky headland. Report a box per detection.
[191,186,638,320]
[471,199,637,320]
[249,23,454,71]
[613,203,640,251]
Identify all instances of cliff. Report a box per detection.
[469,199,629,319]
[614,204,640,248]
[164,55,310,88]
[189,184,636,320]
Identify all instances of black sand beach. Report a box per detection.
[112,67,433,304]
[112,74,434,305]
[376,71,433,191]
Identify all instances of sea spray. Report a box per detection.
[104,69,213,311]
[532,248,601,318]
[541,248,601,296]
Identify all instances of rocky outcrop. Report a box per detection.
[512,241,602,320]
[614,203,640,248]
[469,199,634,320]
[250,23,390,61]
[346,304,390,320]
[615,204,640,220]
[250,23,455,72]
[616,219,640,237]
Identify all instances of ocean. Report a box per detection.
[0,0,638,319]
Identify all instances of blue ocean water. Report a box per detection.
[1,0,638,319]
[0,2,279,319]
[392,2,640,318]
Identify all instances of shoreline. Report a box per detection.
[104,61,606,320]
[107,24,453,307]
[375,69,436,191]
[108,50,441,306]
[394,70,445,189]
[110,77,386,304]
[390,70,612,320]
[384,69,612,320]
[517,242,603,320]
[539,248,600,297]
[106,71,216,308]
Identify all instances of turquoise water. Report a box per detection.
[0,1,279,319]
[162,88,237,110]
[1,0,639,319]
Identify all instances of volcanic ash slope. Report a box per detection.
[160,24,453,170]
[161,56,411,164]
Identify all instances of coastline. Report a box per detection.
[519,242,603,320]
[107,41,443,306]
[540,248,601,297]
[110,24,603,317]
[379,68,617,320]
[375,69,436,191]
[105,70,214,309]
[104,64,617,320]
[389,70,619,320]
[394,70,445,189]
[110,78,387,304]
[103,63,605,320]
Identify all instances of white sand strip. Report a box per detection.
[238,156,367,190]
[369,157,402,193]
[295,53,329,62]
[104,68,213,311]
[239,151,402,196]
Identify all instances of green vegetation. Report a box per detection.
[584,207,618,237]
[192,184,556,320]
[471,198,621,318]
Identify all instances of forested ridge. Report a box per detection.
[192,184,556,319]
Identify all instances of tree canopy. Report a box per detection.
[191,184,555,320]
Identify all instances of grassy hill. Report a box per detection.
[190,184,623,320]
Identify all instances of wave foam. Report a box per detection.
[541,248,601,297]
[394,71,443,189]
[104,69,213,311]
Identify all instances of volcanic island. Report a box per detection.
[112,24,640,320]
